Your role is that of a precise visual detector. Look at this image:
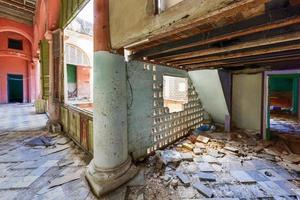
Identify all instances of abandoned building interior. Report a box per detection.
[0,0,300,199]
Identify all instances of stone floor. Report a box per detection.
[270,113,300,135]
[0,130,95,200]
[0,103,48,133]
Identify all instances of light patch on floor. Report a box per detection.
[0,103,48,133]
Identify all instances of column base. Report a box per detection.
[85,157,138,197]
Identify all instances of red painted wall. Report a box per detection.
[0,57,30,103]
[77,66,91,99]
[0,32,33,103]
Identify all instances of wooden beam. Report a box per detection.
[171,42,300,66]
[130,5,300,60]
[188,56,300,70]
[187,51,300,69]
[130,0,268,50]
[154,30,300,62]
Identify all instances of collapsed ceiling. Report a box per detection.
[127,0,300,71]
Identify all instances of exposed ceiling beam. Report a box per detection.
[130,5,300,60]
[173,42,300,66]
[154,30,300,63]
[186,50,300,69]
[188,55,300,70]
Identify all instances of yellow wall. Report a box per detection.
[232,73,262,131]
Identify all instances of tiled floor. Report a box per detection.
[0,103,48,133]
[0,131,95,200]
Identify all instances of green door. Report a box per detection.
[7,74,23,103]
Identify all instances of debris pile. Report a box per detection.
[144,129,300,199]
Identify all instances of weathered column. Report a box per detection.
[85,0,137,196]
[45,31,60,122]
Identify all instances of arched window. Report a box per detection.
[65,44,90,66]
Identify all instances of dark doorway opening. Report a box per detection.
[7,74,23,103]
[268,74,300,137]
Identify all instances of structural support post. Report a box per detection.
[85,0,137,196]
[45,31,60,124]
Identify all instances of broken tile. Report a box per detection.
[48,172,81,188]
[57,160,74,168]
[197,172,216,181]
[193,156,203,163]
[176,171,190,186]
[198,162,215,172]
[274,181,298,196]
[195,142,206,149]
[223,146,239,153]
[196,135,210,144]
[158,150,181,165]
[180,152,193,161]
[246,170,270,181]
[258,181,290,196]
[193,181,213,198]
[41,145,70,156]
[207,149,225,158]
[193,148,202,155]
[230,170,256,183]
[56,137,71,145]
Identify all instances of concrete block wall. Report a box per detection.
[127,60,206,159]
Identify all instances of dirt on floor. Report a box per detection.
[0,128,300,200]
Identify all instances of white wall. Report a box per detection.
[232,73,262,131]
[189,70,229,124]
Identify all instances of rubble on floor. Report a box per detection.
[1,128,300,199]
[142,129,300,199]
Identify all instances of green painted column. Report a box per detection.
[292,78,299,115]
[85,1,137,196]
[86,52,137,196]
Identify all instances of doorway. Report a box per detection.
[7,74,23,103]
